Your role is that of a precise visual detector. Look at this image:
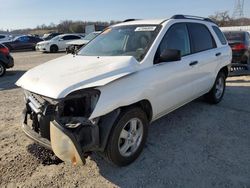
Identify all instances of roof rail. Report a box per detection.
[123,19,139,22]
[170,15,216,24]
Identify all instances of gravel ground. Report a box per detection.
[0,51,250,188]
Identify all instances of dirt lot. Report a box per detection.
[0,51,250,188]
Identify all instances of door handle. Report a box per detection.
[189,61,198,66]
[216,52,221,56]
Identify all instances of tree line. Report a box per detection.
[209,11,250,27]
[0,20,120,35]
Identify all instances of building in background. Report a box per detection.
[85,24,107,34]
[220,25,250,33]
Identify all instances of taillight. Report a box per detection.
[232,43,247,51]
[0,47,9,55]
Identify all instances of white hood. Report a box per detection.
[16,55,139,99]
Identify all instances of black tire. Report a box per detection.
[103,107,148,166]
[50,45,58,53]
[204,71,226,104]
[0,62,6,77]
[247,56,250,70]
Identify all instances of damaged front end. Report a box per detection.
[22,89,102,165]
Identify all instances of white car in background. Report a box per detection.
[0,34,13,43]
[36,34,84,53]
[66,31,101,53]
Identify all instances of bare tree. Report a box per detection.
[209,11,233,26]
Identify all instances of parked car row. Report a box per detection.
[0,32,96,53]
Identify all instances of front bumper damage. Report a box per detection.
[22,108,100,165]
[21,89,105,165]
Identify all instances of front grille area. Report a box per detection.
[25,91,56,116]
[24,91,57,140]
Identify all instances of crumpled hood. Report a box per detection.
[16,55,139,99]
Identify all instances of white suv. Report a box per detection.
[17,15,231,166]
[36,34,84,53]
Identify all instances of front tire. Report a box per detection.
[104,107,148,166]
[204,72,226,104]
[50,45,58,53]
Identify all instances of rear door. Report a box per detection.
[186,23,218,96]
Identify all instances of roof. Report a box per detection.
[114,19,166,27]
[114,15,217,28]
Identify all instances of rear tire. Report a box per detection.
[247,56,250,70]
[0,62,6,77]
[50,45,58,53]
[204,72,226,104]
[103,107,148,166]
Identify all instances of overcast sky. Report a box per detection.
[0,0,249,30]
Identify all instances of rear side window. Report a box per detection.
[63,35,81,40]
[0,35,6,39]
[188,23,216,53]
[212,26,227,45]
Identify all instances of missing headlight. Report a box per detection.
[57,89,100,127]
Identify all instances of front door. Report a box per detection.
[149,23,198,118]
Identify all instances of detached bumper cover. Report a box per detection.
[50,121,85,165]
[21,109,100,165]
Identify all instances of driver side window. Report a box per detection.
[18,36,29,42]
[154,23,190,64]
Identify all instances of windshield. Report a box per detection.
[51,36,60,41]
[78,25,161,61]
[224,32,244,41]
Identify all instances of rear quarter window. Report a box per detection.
[212,26,227,45]
[187,23,216,53]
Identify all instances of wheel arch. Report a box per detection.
[119,99,153,122]
[50,44,58,52]
[97,99,153,151]
[218,66,229,78]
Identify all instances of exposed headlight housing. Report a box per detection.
[57,89,100,128]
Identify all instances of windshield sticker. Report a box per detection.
[135,26,156,32]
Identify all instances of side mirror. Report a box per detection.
[59,38,63,41]
[159,49,181,63]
